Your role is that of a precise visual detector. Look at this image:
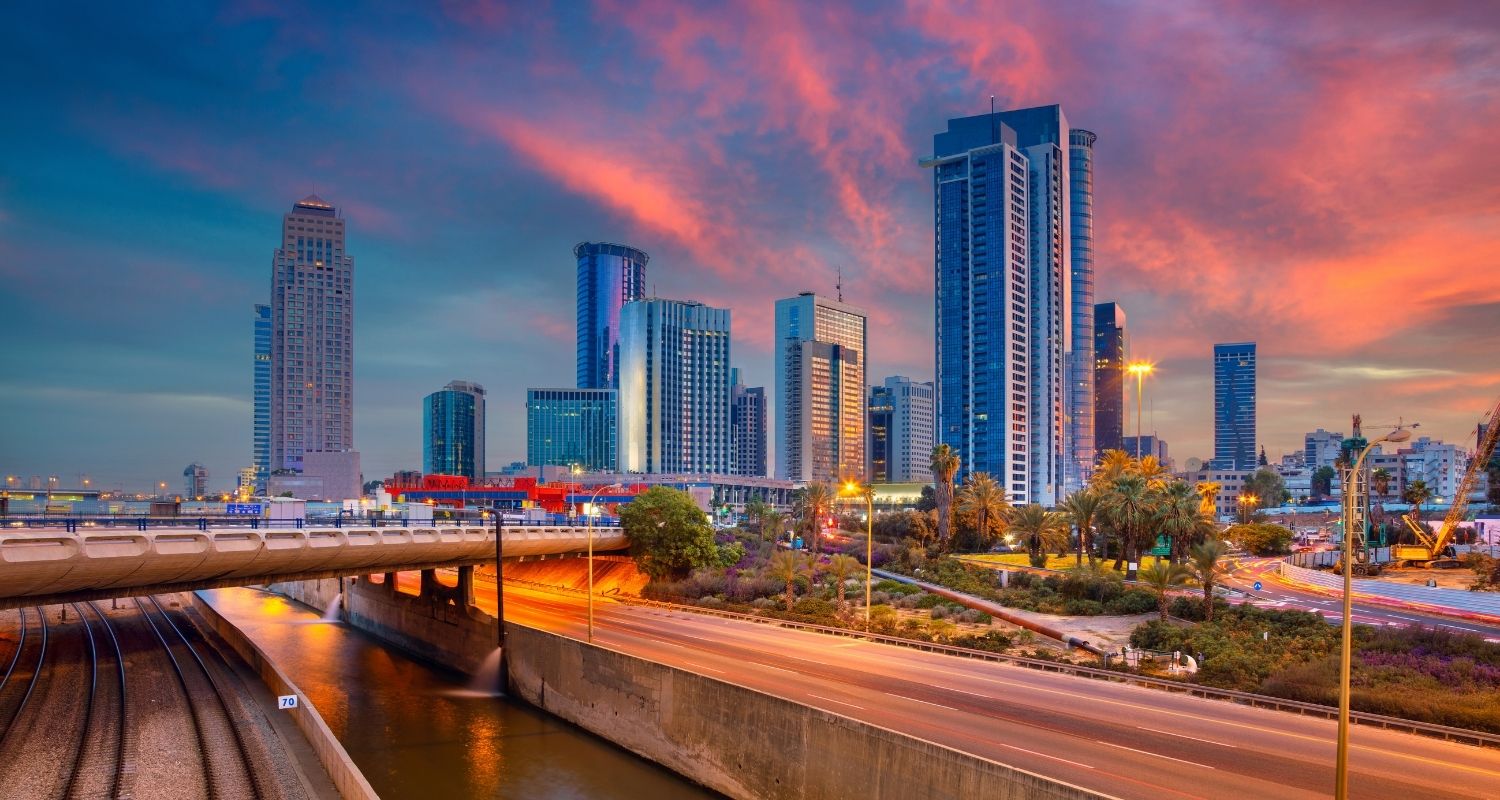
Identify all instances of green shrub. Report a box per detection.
[1063,598,1105,616]
[914,593,946,609]
[1105,589,1158,615]
[793,597,837,618]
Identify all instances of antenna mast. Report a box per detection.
[836,265,843,303]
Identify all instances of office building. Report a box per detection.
[183,463,208,499]
[618,299,732,474]
[424,381,486,480]
[1067,129,1097,492]
[1212,342,1257,470]
[1093,302,1126,457]
[269,195,354,474]
[921,113,1032,501]
[867,377,935,483]
[1304,428,1344,472]
[1121,435,1171,470]
[576,242,648,390]
[526,388,617,473]
[774,293,867,483]
[253,303,271,492]
[730,369,768,478]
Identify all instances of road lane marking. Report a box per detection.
[1136,725,1238,749]
[1096,740,1216,769]
[886,692,959,712]
[807,693,865,710]
[997,743,1094,769]
[681,661,724,674]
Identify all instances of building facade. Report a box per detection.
[253,303,271,492]
[774,293,867,484]
[1212,342,1257,470]
[423,380,486,480]
[868,376,935,483]
[1304,428,1344,472]
[618,299,732,474]
[575,242,648,391]
[1093,302,1126,457]
[526,388,617,472]
[1066,129,1098,492]
[730,369,768,478]
[183,463,208,499]
[922,115,1032,502]
[1121,435,1171,470]
[269,195,354,474]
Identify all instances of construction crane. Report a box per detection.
[1392,394,1500,568]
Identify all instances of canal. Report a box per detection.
[200,587,716,799]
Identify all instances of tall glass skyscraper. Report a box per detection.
[526,388,616,472]
[730,368,768,478]
[424,381,485,479]
[269,195,354,474]
[253,303,271,492]
[1213,342,1257,470]
[617,299,731,473]
[1093,302,1127,456]
[774,293,867,483]
[576,242,648,390]
[1067,129,1098,490]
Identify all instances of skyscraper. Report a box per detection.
[774,293,867,483]
[526,388,617,472]
[867,376,935,483]
[576,242,648,390]
[424,381,486,480]
[730,369,768,478]
[1067,129,1097,491]
[1093,302,1126,456]
[269,195,354,474]
[1213,342,1257,470]
[253,303,271,492]
[921,114,1031,502]
[617,298,732,474]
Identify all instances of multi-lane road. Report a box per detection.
[475,580,1500,800]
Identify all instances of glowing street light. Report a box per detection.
[1125,361,1154,459]
[839,480,876,629]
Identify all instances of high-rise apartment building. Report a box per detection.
[730,369,768,478]
[1213,342,1257,470]
[183,463,207,499]
[423,381,486,480]
[1067,129,1098,492]
[576,242,648,390]
[1093,302,1126,456]
[1304,428,1344,471]
[269,195,354,474]
[867,376,935,483]
[774,293,867,483]
[617,299,732,474]
[921,114,1032,502]
[253,303,271,492]
[526,388,617,472]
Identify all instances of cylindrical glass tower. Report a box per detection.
[574,242,648,390]
[1068,129,1097,486]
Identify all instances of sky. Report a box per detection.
[2,1,1498,493]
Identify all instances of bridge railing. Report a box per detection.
[0,515,622,533]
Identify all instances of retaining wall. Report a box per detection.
[188,591,379,800]
[504,622,1109,800]
[1278,562,1500,616]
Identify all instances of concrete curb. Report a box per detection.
[189,591,380,800]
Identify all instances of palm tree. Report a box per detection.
[824,553,861,612]
[1007,504,1069,568]
[1091,449,1135,491]
[744,497,769,538]
[761,510,786,544]
[1137,560,1192,621]
[1186,539,1229,621]
[1102,475,1155,580]
[1195,481,1222,519]
[957,472,1009,551]
[930,444,961,545]
[1402,479,1434,540]
[1371,468,1392,499]
[1059,489,1101,566]
[1136,455,1171,490]
[799,482,834,556]
[1157,482,1207,562]
[767,550,814,612]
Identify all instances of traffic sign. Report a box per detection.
[1253,581,1263,591]
[277,694,299,710]
[226,503,263,516]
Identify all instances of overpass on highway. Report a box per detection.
[0,523,628,609]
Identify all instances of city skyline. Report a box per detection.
[4,3,1498,489]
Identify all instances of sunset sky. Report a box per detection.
[3,1,1498,491]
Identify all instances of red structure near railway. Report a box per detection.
[381,474,645,514]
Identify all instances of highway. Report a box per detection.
[477,580,1500,800]
[1224,558,1500,641]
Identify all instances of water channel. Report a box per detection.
[200,587,716,799]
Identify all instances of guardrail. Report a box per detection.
[0,516,621,533]
[508,575,1500,749]
[1278,562,1500,617]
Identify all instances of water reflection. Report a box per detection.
[200,588,716,799]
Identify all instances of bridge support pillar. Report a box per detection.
[456,565,477,608]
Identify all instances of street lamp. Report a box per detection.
[1335,426,1411,800]
[1237,493,1259,524]
[840,480,875,629]
[1125,361,1154,459]
[585,483,621,643]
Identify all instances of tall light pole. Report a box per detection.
[1237,493,1259,524]
[841,481,875,629]
[1335,427,1410,800]
[1126,362,1154,459]
[585,483,620,643]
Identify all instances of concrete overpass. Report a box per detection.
[0,524,627,609]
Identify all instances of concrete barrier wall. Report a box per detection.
[504,623,1109,800]
[1279,562,1500,616]
[188,591,379,800]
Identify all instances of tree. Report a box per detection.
[1311,466,1336,499]
[873,509,934,544]
[915,485,938,512]
[761,510,786,543]
[1196,481,1222,519]
[1158,482,1210,562]
[930,444,961,545]
[1225,522,1295,556]
[1007,504,1069,568]
[744,497,769,538]
[797,482,835,555]
[1059,489,1101,566]
[1186,539,1229,620]
[1242,468,1289,510]
[1102,475,1156,579]
[619,486,720,581]
[767,550,814,611]
[1136,456,1171,490]
[956,472,1008,552]
[1091,449,1135,491]
[1402,479,1433,520]
[824,553,862,612]
[1371,468,1392,498]
[1137,560,1192,621]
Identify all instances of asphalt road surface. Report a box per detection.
[474,580,1500,800]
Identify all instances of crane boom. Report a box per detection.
[1393,394,1500,565]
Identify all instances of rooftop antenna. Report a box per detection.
[836,265,844,303]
